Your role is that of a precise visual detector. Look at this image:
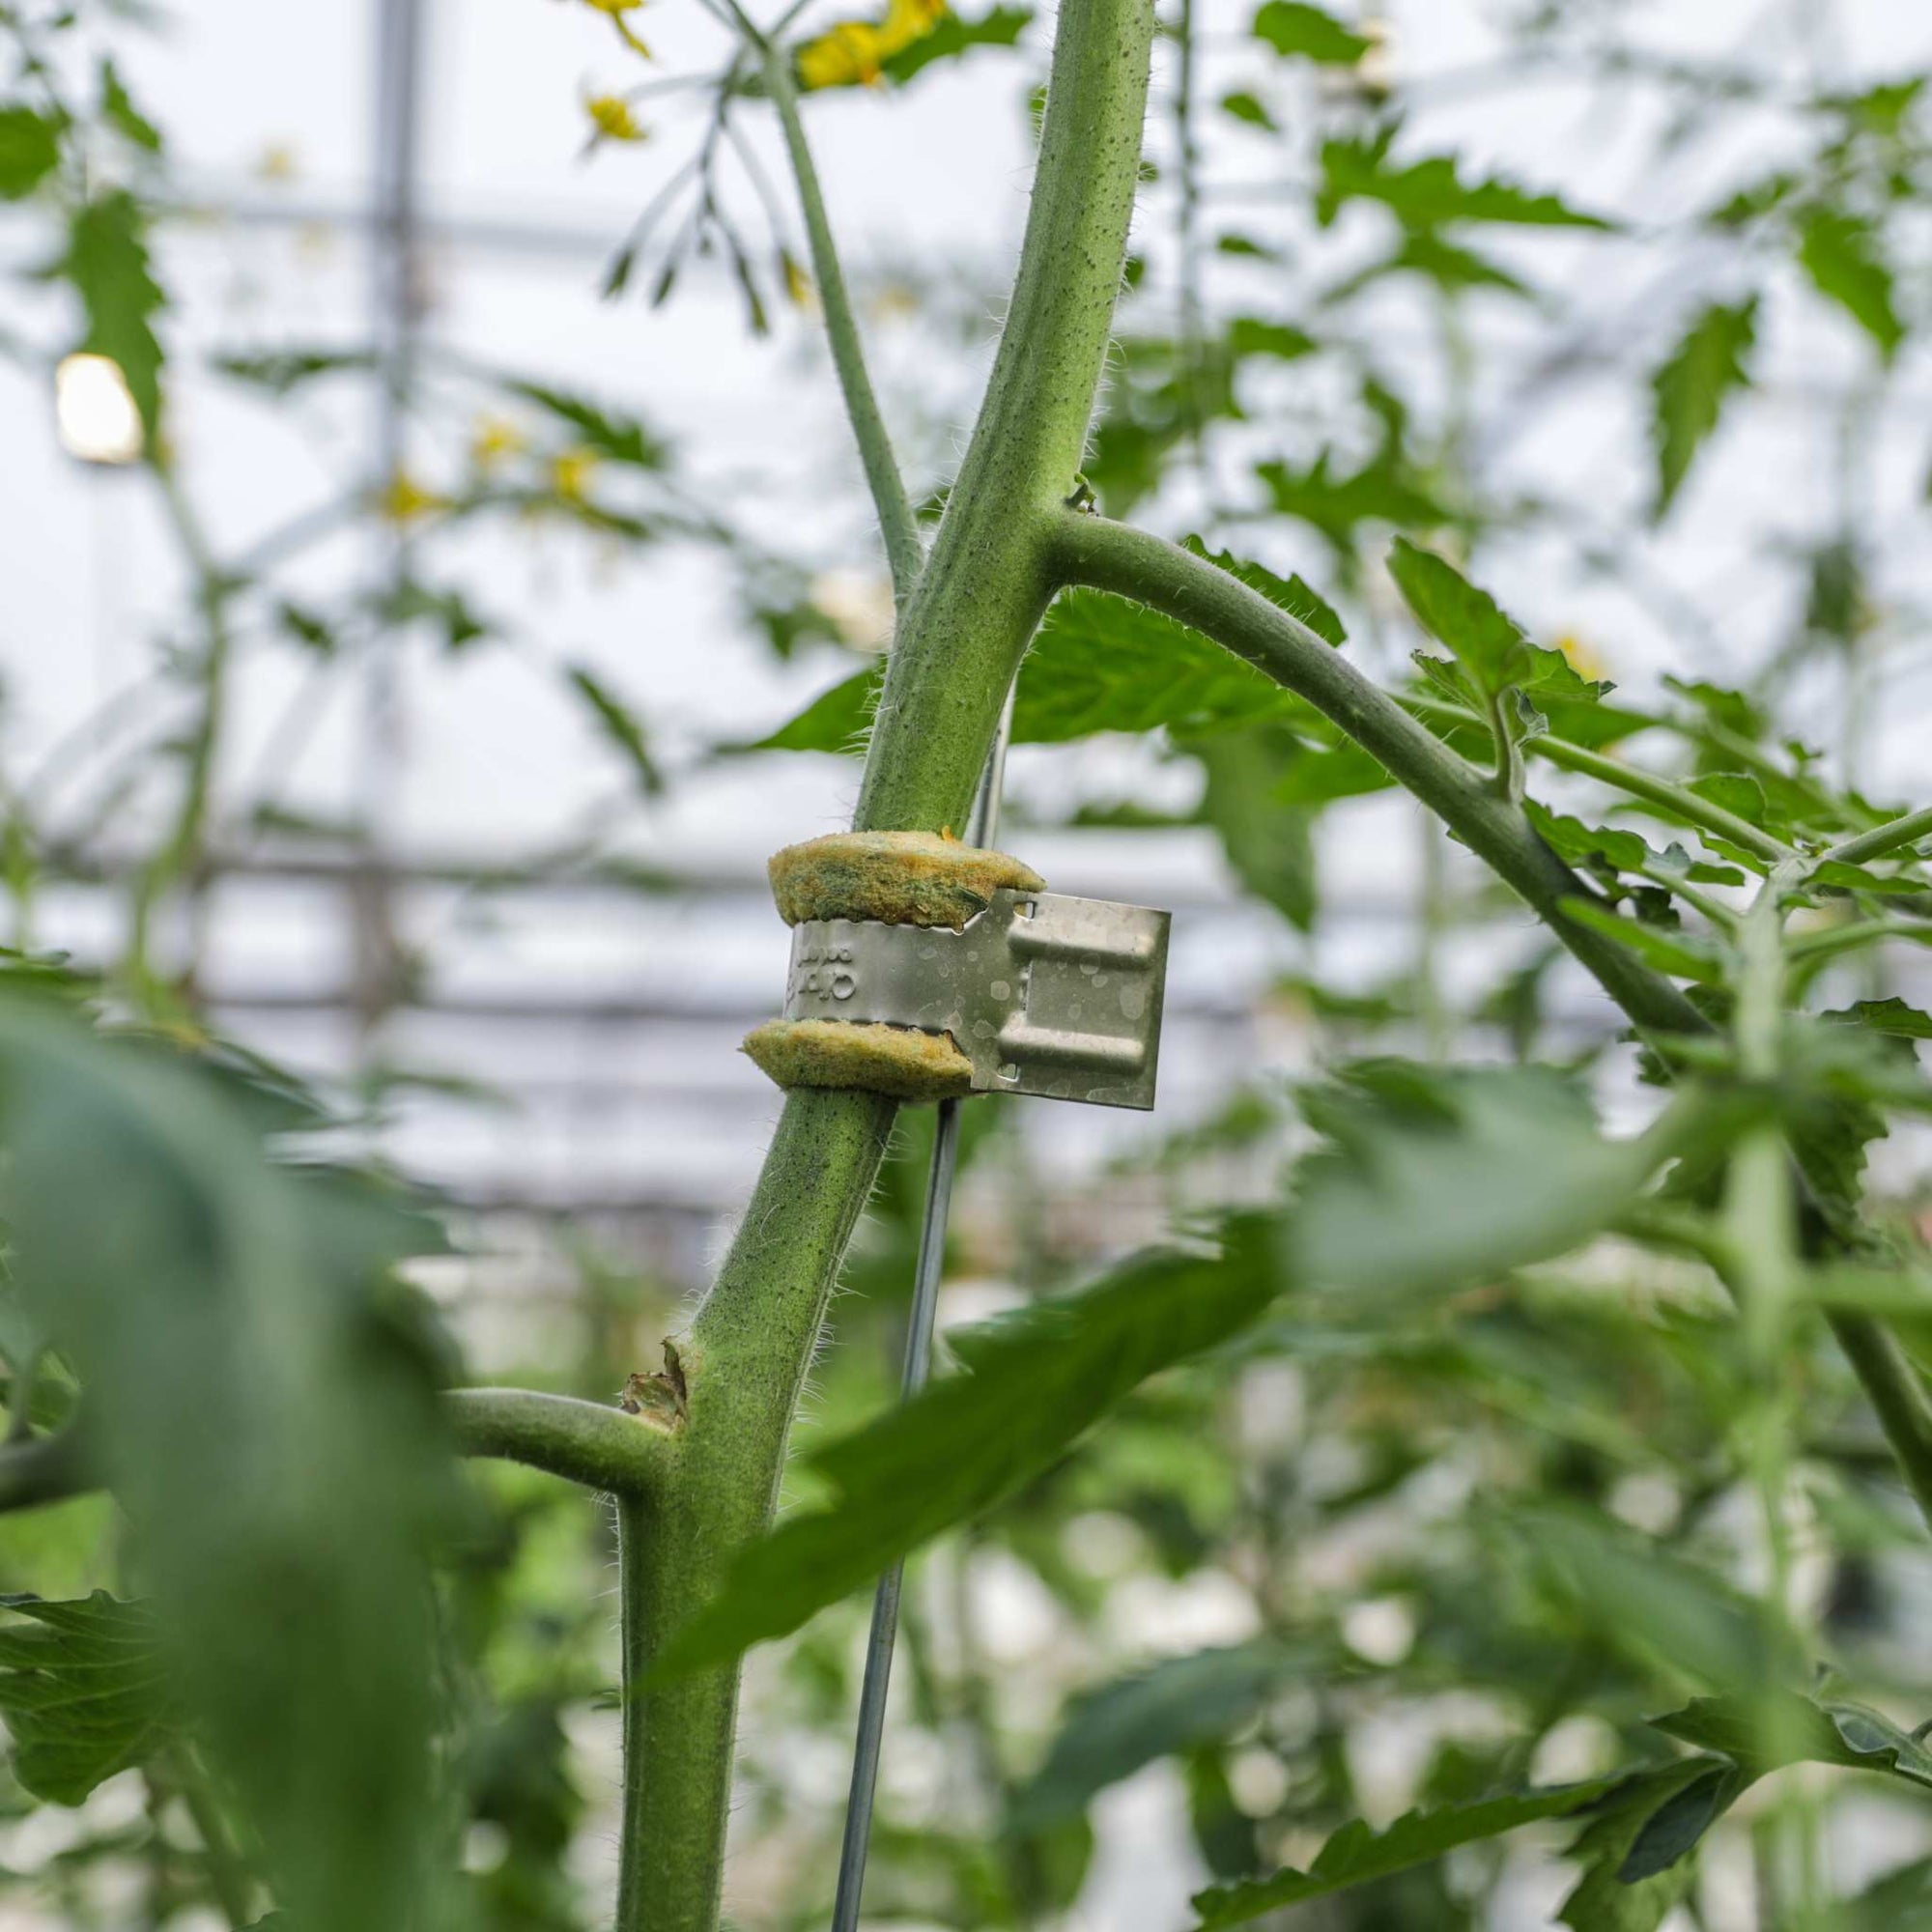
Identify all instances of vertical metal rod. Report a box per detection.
[829,695,1014,1932]
[358,0,427,1048]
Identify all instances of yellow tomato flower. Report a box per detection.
[1553,630,1608,681]
[582,0,650,56]
[469,414,528,471]
[781,251,813,309]
[798,20,886,90]
[881,0,945,48]
[796,0,947,89]
[551,446,599,504]
[377,468,449,526]
[584,92,647,143]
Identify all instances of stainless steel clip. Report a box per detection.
[782,889,1171,1110]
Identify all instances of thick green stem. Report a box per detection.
[617,1089,895,1930]
[1406,689,1796,866]
[855,0,1155,835]
[1826,803,1932,867]
[1785,915,1932,966]
[1827,1314,1932,1520]
[444,1388,668,1496]
[1048,514,1706,1035]
[1530,731,1793,865]
[128,467,233,1004]
[1045,510,1932,1532]
[611,4,1153,1920]
[763,44,923,604]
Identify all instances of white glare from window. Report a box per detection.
[54,354,143,466]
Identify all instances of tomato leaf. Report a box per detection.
[0,106,61,199]
[1317,132,1612,232]
[568,668,665,795]
[648,1224,1282,1682]
[1251,0,1368,64]
[1014,1641,1319,1829]
[1798,210,1903,359]
[1651,298,1757,516]
[0,1593,174,1804]
[51,189,165,437]
[1193,1778,1620,1926]
[1292,1062,1670,1296]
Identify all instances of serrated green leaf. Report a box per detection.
[1257,449,1450,553]
[1020,590,1305,740]
[214,347,374,395]
[1688,771,1768,825]
[1269,736,1392,806]
[1525,803,1744,886]
[730,576,1346,758]
[880,3,1032,83]
[53,189,164,436]
[1387,539,1532,698]
[1558,1760,1719,1932]
[1014,1641,1315,1829]
[0,106,60,199]
[1525,804,1656,877]
[377,578,492,653]
[1651,298,1757,515]
[0,1003,455,1926]
[1615,1762,1746,1881]
[1654,1690,1932,1787]
[1192,1778,1618,1927]
[1824,997,1932,1040]
[1517,1505,1800,1694]
[1363,231,1534,297]
[1558,898,1725,983]
[1225,315,1317,361]
[1219,90,1275,130]
[648,1224,1282,1683]
[568,667,664,795]
[99,59,161,153]
[1799,210,1903,358]
[1292,1062,1668,1296]
[500,380,668,468]
[1840,1855,1932,1928]
[276,600,337,657]
[0,1593,174,1804]
[1250,1,1368,63]
[726,664,877,754]
[1192,725,1319,928]
[1179,536,1346,644]
[1318,132,1612,232]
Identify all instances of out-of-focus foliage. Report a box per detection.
[4,0,1932,1924]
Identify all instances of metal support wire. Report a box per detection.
[829,696,1014,1932]
[358,0,428,1046]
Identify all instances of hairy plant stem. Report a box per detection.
[762,43,923,604]
[855,0,1154,835]
[127,466,234,1009]
[1826,803,1932,867]
[610,4,1153,1921]
[1045,509,1932,1532]
[445,1388,669,1495]
[1786,915,1932,966]
[1406,688,1796,866]
[1050,514,1708,1034]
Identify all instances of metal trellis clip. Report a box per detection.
[782,889,1172,1110]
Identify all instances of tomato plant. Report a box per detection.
[2,0,1932,1927]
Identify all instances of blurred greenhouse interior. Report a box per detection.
[4,0,1932,1924]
